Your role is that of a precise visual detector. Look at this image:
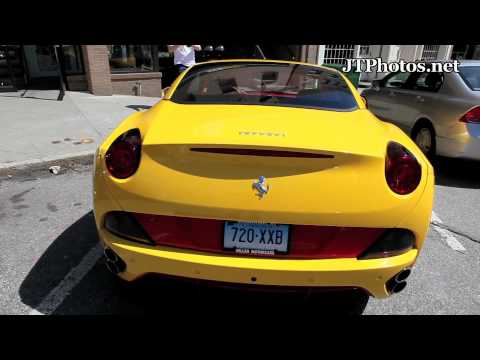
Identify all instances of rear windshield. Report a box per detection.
[170,62,358,111]
[459,66,480,91]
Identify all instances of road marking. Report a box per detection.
[28,243,103,315]
[431,211,466,253]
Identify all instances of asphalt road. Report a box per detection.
[1,158,480,315]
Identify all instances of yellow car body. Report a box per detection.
[93,59,434,298]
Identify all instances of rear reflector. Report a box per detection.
[110,212,387,259]
[190,148,334,158]
[104,211,154,245]
[357,229,415,259]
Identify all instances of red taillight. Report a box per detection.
[459,106,480,124]
[105,129,141,179]
[385,142,421,195]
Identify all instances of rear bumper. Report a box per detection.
[93,143,430,300]
[437,124,480,160]
[98,228,418,299]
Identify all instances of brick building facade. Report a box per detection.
[1,45,309,97]
[81,45,163,96]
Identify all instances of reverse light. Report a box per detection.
[105,129,141,179]
[357,229,415,260]
[385,142,421,195]
[459,106,480,124]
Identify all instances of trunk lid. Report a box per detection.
[142,101,386,156]
[106,101,427,228]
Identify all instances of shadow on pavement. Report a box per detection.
[0,89,61,101]
[20,212,369,315]
[433,156,480,189]
[19,212,100,311]
[126,105,152,112]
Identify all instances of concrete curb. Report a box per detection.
[0,150,95,178]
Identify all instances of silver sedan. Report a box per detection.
[362,60,480,160]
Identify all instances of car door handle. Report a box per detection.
[416,95,424,103]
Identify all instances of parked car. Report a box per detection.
[362,60,480,160]
[93,60,434,311]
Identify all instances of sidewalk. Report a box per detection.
[0,91,160,174]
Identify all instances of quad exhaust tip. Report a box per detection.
[395,268,411,283]
[387,268,411,295]
[104,247,126,275]
[391,281,407,294]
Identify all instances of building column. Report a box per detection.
[437,45,454,60]
[81,45,113,96]
[367,45,395,81]
[301,45,319,64]
[472,46,480,60]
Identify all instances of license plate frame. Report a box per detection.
[223,221,291,256]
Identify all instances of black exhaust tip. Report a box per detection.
[104,248,118,262]
[104,247,126,274]
[395,268,411,283]
[106,260,120,275]
[392,281,407,294]
[386,268,411,295]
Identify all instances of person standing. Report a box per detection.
[167,45,201,76]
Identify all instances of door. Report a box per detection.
[23,45,59,80]
[397,71,445,132]
[364,71,416,131]
[0,45,25,91]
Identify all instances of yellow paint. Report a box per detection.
[93,59,434,298]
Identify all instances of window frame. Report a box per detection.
[60,45,85,75]
[408,71,444,93]
[457,66,480,91]
[380,71,414,89]
[169,61,360,112]
[108,45,159,74]
[380,64,444,93]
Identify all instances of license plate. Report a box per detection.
[223,221,290,256]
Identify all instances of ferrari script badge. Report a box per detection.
[253,176,269,199]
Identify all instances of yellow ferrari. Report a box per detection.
[93,59,434,306]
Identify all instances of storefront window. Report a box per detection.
[61,45,84,74]
[34,45,58,72]
[108,45,156,73]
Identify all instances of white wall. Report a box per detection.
[313,44,455,84]
[473,46,480,59]
[437,45,454,60]
[398,45,423,61]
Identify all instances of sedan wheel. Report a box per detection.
[413,126,435,157]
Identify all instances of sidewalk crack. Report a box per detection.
[66,95,103,138]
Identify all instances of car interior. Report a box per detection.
[172,64,358,110]
[413,72,443,92]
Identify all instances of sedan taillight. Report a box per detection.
[385,142,421,195]
[105,129,141,179]
[459,106,480,124]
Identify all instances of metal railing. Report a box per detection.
[421,45,441,61]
